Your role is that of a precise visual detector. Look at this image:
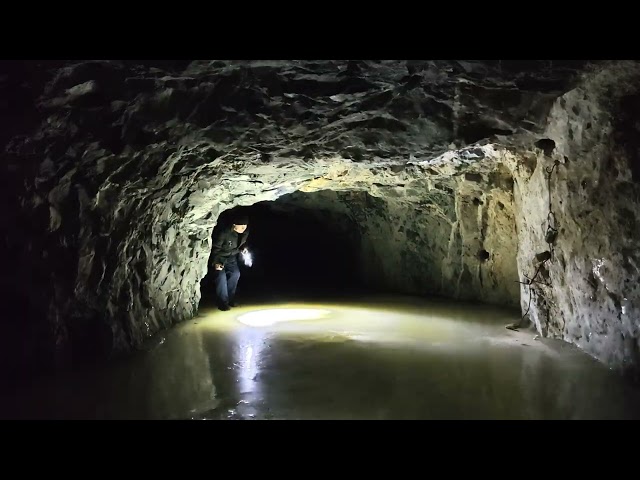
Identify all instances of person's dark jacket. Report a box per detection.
[209,225,249,266]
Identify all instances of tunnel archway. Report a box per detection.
[199,178,521,311]
[200,190,365,306]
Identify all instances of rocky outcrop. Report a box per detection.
[2,59,640,383]
[502,62,640,377]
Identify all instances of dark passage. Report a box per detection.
[201,194,364,306]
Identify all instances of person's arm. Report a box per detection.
[209,231,227,268]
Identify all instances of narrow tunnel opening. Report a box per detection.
[198,183,522,312]
[200,190,365,306]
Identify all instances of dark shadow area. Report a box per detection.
[201,195,366,306]
[613,92,640,183]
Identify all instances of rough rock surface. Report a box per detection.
[2,59,639,383]
[268,181,519,305]
[501,63,640,377]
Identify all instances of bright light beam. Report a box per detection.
[236,308,332,327]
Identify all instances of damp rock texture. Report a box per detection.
[502,62,640,377]
[3,59,640,381]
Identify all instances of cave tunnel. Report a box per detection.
[201,191,364,307]
[3,59,640,421]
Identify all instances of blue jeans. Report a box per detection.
[215,256,240,306]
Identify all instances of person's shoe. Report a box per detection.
[229,301,239,307]
[218,304,231,311]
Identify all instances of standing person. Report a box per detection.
[209,215,249,311]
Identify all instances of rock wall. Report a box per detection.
[353,174,519,305]
[504,62,640,377]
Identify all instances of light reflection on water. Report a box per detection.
[2,295,640,420]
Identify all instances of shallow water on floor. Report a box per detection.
[3,295,640,420]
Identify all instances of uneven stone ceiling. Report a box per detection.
[2,59,640,384]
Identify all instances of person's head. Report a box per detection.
[231,215,249,234]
